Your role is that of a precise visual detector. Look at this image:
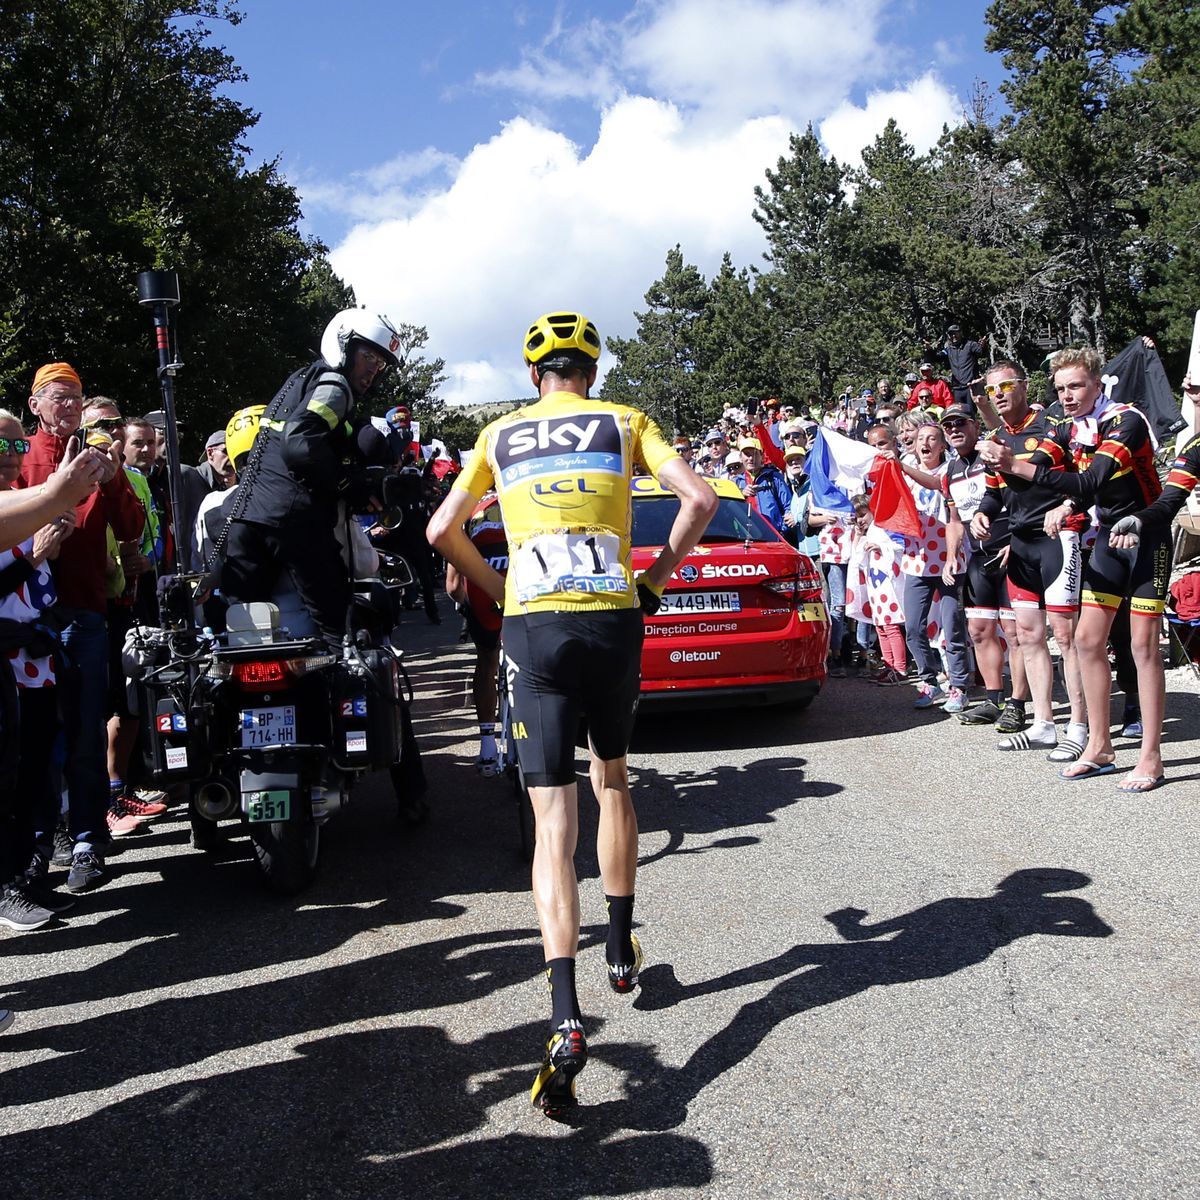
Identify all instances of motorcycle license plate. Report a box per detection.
[240,706,297,748]
[246,790,291,823]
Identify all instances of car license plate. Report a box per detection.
[660,590,741,616]
[246,790,291,822]
[240,706,297,747]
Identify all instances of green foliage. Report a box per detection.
[606,2,1198,427]
[368,323,448,434]
[601,245,710,434]
[0,0,360,453]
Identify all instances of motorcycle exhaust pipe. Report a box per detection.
[194,777,238,821]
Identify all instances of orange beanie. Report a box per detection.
[31,362,82,394]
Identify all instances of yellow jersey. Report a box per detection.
[454,392,676,614]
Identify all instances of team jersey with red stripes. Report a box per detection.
[976,409,1085,534]
[1028,405,1161,526]
[1133,432,1200,531]
[464,493,508,633]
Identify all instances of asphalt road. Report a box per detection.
[2,613,1198,1200]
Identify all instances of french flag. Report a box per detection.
[807,427,920,538]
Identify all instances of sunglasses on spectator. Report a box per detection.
[984,379,1023,397]
[917,392,933,401]
[0,437,31,455]
[783,431,805,439]
[942,419,969,430]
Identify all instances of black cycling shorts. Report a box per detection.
[1083,527,1171,617]
[464,604,500,653]
[1006,529,1081,614]
[501,609,643,788]
[963,549,1013,621]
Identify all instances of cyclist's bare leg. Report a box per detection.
[589,751,637,896]
[1061,605,1118,774]
[1127,614,1165,783]
[1048,610,1086,727]
[473,645,500,724]
[1014,607,1054,723]
[528,782,580,960]
[1000,617,1029,699]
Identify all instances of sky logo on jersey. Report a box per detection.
[496,413,623,486]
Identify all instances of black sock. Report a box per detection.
[605,894,635,964]
[545,958,581,1028]
[987,689,1003,706]
[1012,697,1027,712]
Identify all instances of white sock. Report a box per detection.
[1064,721,1088,746]
[1029,719,1057,744]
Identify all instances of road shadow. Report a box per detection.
[0,1021,712,1200]
[607,867,1113,1131]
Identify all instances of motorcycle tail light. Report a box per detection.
[284,654,336,677]
[232,660,287,691]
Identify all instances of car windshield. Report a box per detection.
[631,495,780,548]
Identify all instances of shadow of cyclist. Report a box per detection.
[614,868,1112,1130]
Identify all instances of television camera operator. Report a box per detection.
[219,309,403,647]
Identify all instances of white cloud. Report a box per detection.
[624,0,888,123]
[316,2,965,408]
[330,101,794,405]
[818,72,963,169]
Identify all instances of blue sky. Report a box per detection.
[217,1,1006,404]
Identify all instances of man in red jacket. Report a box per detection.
[18,363,144,892]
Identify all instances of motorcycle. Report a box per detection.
[131,564,415,894]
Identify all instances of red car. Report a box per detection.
[631,475,829,707]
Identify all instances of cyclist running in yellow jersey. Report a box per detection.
[428,311,717,1116]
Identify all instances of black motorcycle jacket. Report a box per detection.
[239,361,369,526]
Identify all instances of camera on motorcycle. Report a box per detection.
[347,466,404,530]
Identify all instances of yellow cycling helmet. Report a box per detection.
[522,311,601,367]
[225,404,265,467]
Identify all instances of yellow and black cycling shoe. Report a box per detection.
[606,932,644,995]
[530,1020,588,1116]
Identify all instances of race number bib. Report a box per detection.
[512,532,628,602]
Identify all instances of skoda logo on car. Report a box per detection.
[679,563,700,584]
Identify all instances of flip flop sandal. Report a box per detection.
[1060,761,1118,781]
[1116,774,1165,793]
[1047,737,1086,763]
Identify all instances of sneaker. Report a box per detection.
[942,686,967,714]
[0,887,54,931]
[15,877,75,915]
[0,1009,13,1033]
[607,932,644,995]
[914,683,947,709]
[134,787,169,806]
[827,660,845,678]
[66,849,105,894]
[25,847,49,882]
[118,792,167,818]
[106,801,144,838]
[475,756,500,778]
[1120,718,1143,738]
[994,701,1027,735]
[530,1020,588,1115]
[873,666,906,686]
[51,826,73,867]
[959,699,1002,726]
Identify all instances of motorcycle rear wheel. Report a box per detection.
[249,817,320,894]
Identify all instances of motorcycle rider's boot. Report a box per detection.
[530,1020,588,1117]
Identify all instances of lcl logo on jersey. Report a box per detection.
[496,413,622,473]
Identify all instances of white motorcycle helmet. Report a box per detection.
[320,308,403,371]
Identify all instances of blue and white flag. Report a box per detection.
[805,427,879,513]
